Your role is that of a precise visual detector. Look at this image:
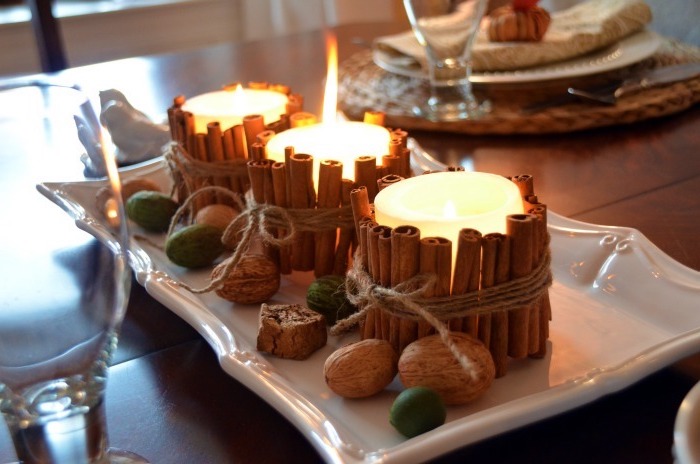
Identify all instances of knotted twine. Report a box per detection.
[166,185,355,294]
[330,245,552,380]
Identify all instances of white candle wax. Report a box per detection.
[265,121,391,184]
[374,171,524,265]
[182,88,288,133]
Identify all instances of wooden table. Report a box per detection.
[2,20,700,464]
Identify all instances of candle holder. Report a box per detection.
[342,172,552,378]
[164,85,414,279]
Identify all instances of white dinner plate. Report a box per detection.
[373,29,662,84]
[39,148,700,464]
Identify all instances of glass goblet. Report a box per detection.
[403,0,490,121]
[0,81,147,463]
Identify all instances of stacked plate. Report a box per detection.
[373,29,661,85]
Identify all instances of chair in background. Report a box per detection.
[26,0,67,72]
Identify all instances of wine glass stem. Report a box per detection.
[9,401,109,464]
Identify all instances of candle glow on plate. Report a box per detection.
[265,32,391,184]
[182,84,288,133]
[374,171,524,264]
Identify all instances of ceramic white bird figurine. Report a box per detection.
[99,89,170,166]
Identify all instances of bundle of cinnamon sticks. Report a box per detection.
[167,88,413,278]
[350,173,552,378]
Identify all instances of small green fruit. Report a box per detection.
[125,190,178,232]
[165,224,224,268]
[389,386,446,438]
[306,275,356,325]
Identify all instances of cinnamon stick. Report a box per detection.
[350,186,371,242]
[451,229,482,336]
[256,129,276,146]
[419,236,452,338]
[377,174,403,192]
[357,217,376,277]
[268,83,290,95]
[271,161,291,274]
[377,226,392,340]
[529,203,550,358]
[333,179,355,275]
[314,160,343,277]
[506,214,535,359]
[183,111,196,156]
[231,125,248,159]
[249,142,266,161]
[286,94,304,115]
[483,232,511,378]
[207,122,231,201]
[391,225,420,352]
[243,114,265,154]
[382,153,403,176]
[363,110,385,126]
[289,112,316,128]
[354,156,378,201]
[364,225,386,339]
[289,153,316,271]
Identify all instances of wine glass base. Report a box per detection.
[412,99,491,122]
[106,447,150,463]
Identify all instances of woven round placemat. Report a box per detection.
[338,38,700,135]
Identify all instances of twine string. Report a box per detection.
[163,186,355,294]
[330,247,553,379]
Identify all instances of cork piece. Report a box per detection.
[256,304,327,360]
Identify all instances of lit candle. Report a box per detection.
[265,121,391,182]
[182,85,288,133]
[265,32,391,185]
[374,171,524,264]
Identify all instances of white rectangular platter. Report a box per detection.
[39,158,700,464]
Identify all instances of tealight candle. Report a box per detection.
[265,121,391,184]
[182,86,288,133]
[266,31,392,187]
[374,171,524,265]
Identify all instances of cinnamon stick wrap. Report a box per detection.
[354,155,379,202]
[419,236,452,338]
[390,225,421,352]
[332,179,355,275]
[451,229,482,336]
[364,224,391,340]
[506,214,536,359]
[271,161,291,274]
[288,153,316,271]
[483,232,511,378]
[314,160,343,277]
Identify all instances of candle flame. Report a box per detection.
[230,83,249,114]
[443,200,457,218]
[322,32,338,124]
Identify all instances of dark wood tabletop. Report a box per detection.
[2,16,700,464]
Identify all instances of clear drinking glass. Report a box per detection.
[403,0,490,121]
[0,81,147,463]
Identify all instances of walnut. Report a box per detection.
[398,332,495,405]
[211,253,280,304]
[324,339,398,398]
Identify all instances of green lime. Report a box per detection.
[125,190,178,232]
[389,386,446,438]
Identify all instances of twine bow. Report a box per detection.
[330,247,553,380]
[166,186,355,294]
